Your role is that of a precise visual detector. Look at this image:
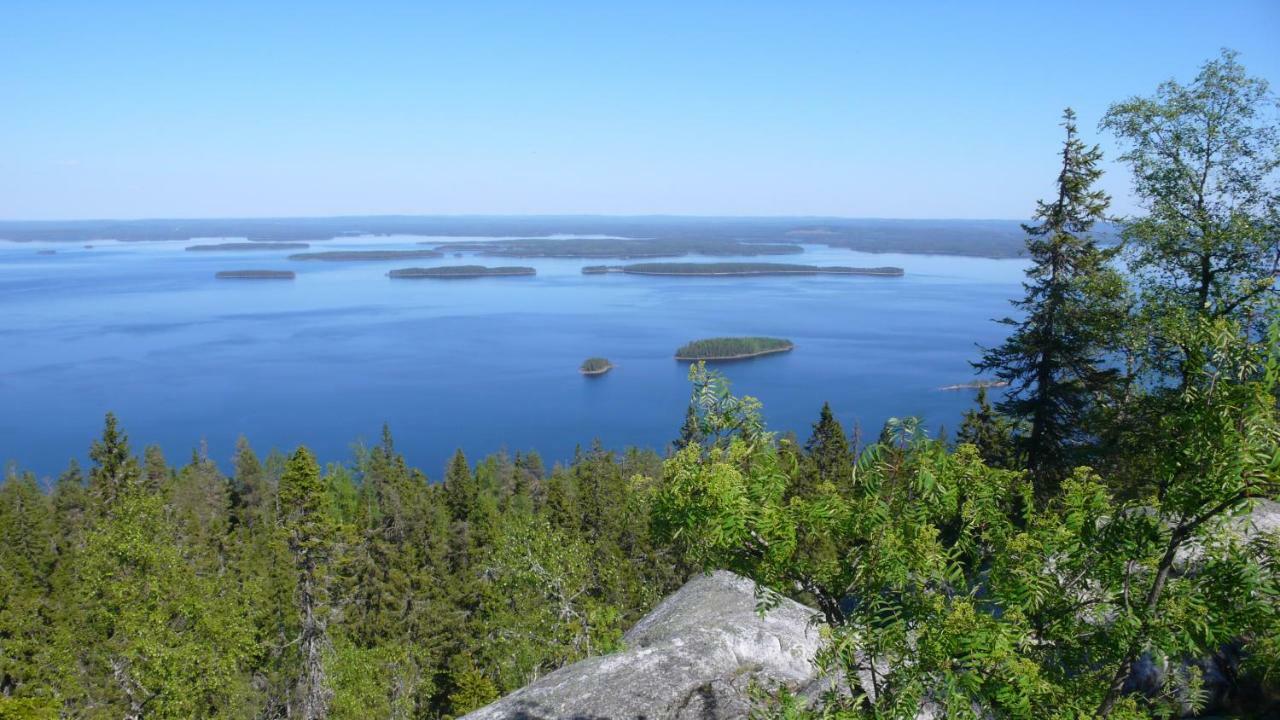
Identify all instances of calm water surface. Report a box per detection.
[0,235,1026,479]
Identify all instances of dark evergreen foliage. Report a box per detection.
[975,109,1127,495]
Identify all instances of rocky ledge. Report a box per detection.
[461,571,824,720]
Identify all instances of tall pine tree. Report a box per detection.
[976,108,1125,494]
[802,402,852,494]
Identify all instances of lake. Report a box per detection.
[0,235,1027,480]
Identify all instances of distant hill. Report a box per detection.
[0,215,1119,258]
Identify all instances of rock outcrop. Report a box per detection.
[461,571,824,720]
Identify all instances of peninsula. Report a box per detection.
[187,242,310,251]
[214,270,296,280]
[387,265,536,279]
[583,262,904,277]
[579,357,613,376]
[288,250,444,261]
[674,337,794,361]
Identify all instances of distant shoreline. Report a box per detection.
[587,262,904,277]
[189,242,310,252]
[0,216,1088,259]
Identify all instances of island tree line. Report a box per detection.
[1,50,1278,719]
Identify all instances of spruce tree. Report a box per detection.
[278,447,336,720]
[673,403,703,451]
[803,402,852,493]
[955,386,1018,468]
[443,449,476,524]
[976,108,1125,494]
[87,412,140,511]
[0,471,56,702]
[230,435,267,530]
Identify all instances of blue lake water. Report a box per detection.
[0,235,1026,480]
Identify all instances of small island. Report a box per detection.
[215,270,296,280]
[36,249,57,255]
[187,242,310,251]
[674,337,794,361]
[579,357,613,376]
[938,380,1010,391]
[387,265,536,279]
[288,249,445,261]
[583,262,904,277]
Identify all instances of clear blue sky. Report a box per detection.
[2,1,1277,220]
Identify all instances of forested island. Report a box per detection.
[187,242,310,251]
[214,270,296,280]
[674,336,794,361]
[427,237,804,259]
[388,265,536,279]
[579,357,613,375]
[288,249,445,261]
[584,262,904,276]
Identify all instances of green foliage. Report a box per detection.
[0,408,687,719]
[653,353,1278,719]
[955,386,1019,468]
[326,637,418,720]
[474,516,623,690]
[71,485,254,717]
[0,696,59,720]
[802,402,852,495]
[87,412,140,510]
[1102,50,1278,326]
[673,401,704,452]
[445,656,499,717]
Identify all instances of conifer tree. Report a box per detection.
[87,412,140,511]
[976,108,1125,494]
[673,402,703,451]
[443,449,477,524]
[803,402,852,493]
[142,444,169,493]
[955,386,1018,468]
[279,447,337,720]
[0,471,56,702]
[230,435,267,530]
[543,471,578,532]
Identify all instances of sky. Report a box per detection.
[2,1,1277,221]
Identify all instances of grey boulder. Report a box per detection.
[461,570,823,720]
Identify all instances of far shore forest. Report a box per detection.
[1,52,1278,720]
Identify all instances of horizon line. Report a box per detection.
[0,212,1034,224]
